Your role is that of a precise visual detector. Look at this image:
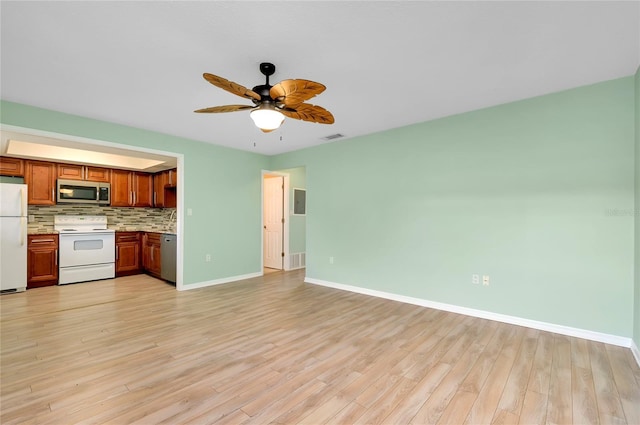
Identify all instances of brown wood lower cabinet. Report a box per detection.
[115,232,142,277]
[27,234,58,288]
[142,232,162,278]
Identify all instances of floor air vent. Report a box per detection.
[289,252,306,270]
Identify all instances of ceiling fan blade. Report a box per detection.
[270,79,326,107]
[260,128,277,133]
[194,105,255,113]
[203,73,261,101]
[280,103,334,124]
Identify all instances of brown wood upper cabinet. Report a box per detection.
[25,160,57,205]
[166,168,177,187]
[153,168,177,208]
[57,163,110,183]
[110,169,153,207]
[153,171,167,208]
[0,157,25,177]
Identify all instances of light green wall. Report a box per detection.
[0,100,269,286]
[276,167,306,253]
[634,66,640,347]
[272,77,636,337]
[2,74,637,339]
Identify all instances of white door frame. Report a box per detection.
[261,170,290,272]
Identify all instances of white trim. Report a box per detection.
[631,340,640,368]
[1,123,179,160]
[179,271,262,291]
[305,277,634,348]
[1,124,185,292]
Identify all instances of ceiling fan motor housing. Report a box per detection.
[252,84,273,102]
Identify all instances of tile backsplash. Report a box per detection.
[28,205,177,233]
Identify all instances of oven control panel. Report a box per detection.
[54,215,110,232]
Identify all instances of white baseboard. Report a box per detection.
[180,272,262,291]
[305,277,634,349]
[632,341,640,368]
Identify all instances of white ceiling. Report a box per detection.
[1,1,639,156]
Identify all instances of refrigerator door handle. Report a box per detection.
[21,187,26,217]
[20,217,26,246]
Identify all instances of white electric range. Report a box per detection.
[54,215,115,285]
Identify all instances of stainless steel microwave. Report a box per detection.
[57,179,111,205]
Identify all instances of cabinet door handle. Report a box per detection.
[116,246,119,260]
[150,246,154,261]
[54,249,58,266]
[32,238,54,243]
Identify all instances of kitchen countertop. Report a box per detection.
[27,229,58,235]
[115,228,177,235]
[27,228,177,235]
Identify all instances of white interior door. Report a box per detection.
[263,176,283,269]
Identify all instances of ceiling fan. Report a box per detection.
[195,62,334,133]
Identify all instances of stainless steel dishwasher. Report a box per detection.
[160,234,177,283]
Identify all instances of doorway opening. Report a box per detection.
[261,166,306,274]
[262,171,289,272]
[1,124,184,289]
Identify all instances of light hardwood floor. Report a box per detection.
[1,270,639,424]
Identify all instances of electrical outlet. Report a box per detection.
[28,214,35,223]
[329,256,334,264]
[187,208,193,216]
[482,275,490,286]
[205,254,211,262]
[472,274,480,284]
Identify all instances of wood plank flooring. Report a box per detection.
[1,270,639,424]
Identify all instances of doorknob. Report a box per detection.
[264,225,266,229]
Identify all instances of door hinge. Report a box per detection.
[281,218,285,223]
[281,252,285,257]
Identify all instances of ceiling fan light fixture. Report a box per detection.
[250,105,284,131]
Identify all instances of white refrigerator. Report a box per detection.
[0,183,28,292]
